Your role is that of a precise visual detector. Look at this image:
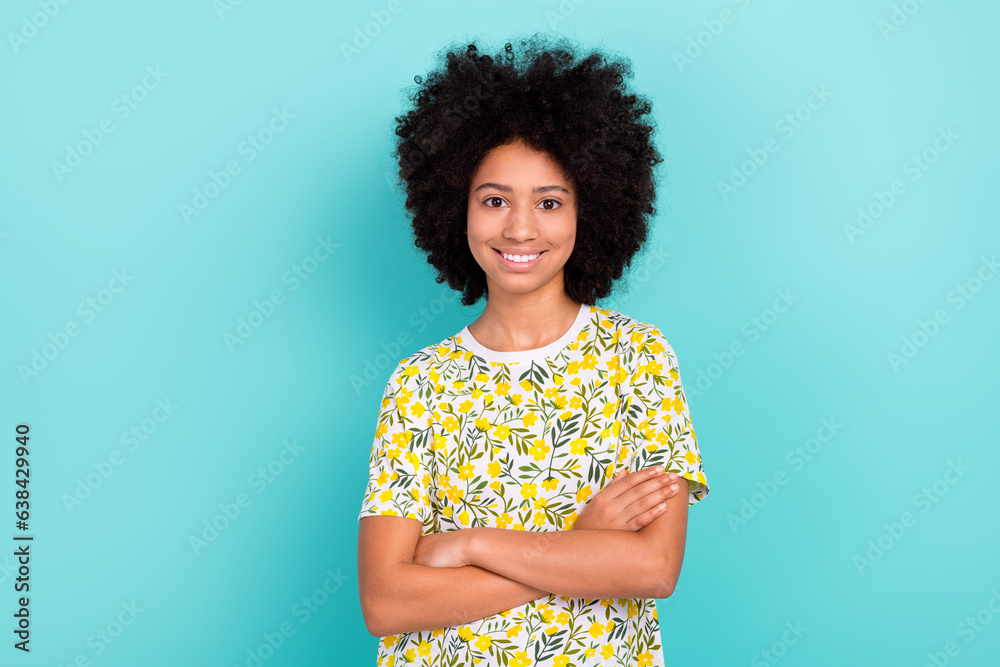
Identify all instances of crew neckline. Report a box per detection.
[458,302,593,365]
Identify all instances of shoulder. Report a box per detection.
[593,306,674,351]
[383,329,468,389]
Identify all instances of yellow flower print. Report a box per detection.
[391,430,412,447]
[494,424,510,440]
[487,461,501,478]
[443,416,459,433]
[520,483,537,499]
[576,485,592,503]
[383,635,398,648]
[404,648,416,661]
[458,463,475,480]
[570,438,587,455]
[533,511,546,527]
[510,393,522,405]
[471,387,484,399]
[375,423,388,438]
[438,474,451,487]
[609,367,628,386]
[510,650,532,667]
[555,396,568,409]
[495,381,510,396]
[528,440,550,461]
[447,486,464,503]
[442,506,452,518]
[475,372,490,383]
[567,360,581,374]
[431,433,447,450]
[553,655,569,666]
[533,497,548,509]
[669,367,679,381]
[458,626,474,641]
[685,450,698,465]
[585,647,596,657]
[570,395,582,408]
[396,385,413,405]
[519,379,534,392]
[540,608,555,623]
[582,353,598,370]
[545,625,559,636]
[496,512,512,528]
[435,346,449,357]
[561,511,577,530]
[638,650,654,666]
[543,386,559,399]
[386,447,401,461]
[556,611,570,625]
[588,621,605,638]
[628,601,639,618]
[379,489,392,502]
[458,400,473,413]
[475,634,493,650]
[417,640,432,656]
[506,624,522,638]
[458,510,470,525]
[601,643,615,659]
[376,470,390,485]
[522,412,537,427]
[542,478,558,492]
[411,402,425,418]
[512,523,524,531]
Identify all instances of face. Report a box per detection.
[466,138,577,302]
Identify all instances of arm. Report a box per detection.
[358,514,550,637]
[463,474,690,599]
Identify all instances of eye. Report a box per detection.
[485,196,506,208]
[540,199,562,210]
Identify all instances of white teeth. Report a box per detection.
[500,251,540,263]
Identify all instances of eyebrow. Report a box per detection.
[472,182,572,195]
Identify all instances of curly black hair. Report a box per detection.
[391,32,665,307]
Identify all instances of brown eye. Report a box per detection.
[486,196,505,208]
[540,199,561,210]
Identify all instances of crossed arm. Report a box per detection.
[357,474,690,637]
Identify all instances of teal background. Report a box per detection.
[1,0,998,665]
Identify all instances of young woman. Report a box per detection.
[357,34,710,667]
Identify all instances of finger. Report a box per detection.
[618,466,669,499]
[626,500,669,531]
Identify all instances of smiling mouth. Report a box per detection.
[493,248,546,267]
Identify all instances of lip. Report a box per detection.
[494,247,545,270]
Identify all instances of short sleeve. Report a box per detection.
[623,326,710,506]
[357,361,434,529]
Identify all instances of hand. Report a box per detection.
[573,465,683,532]
[412,529,473,568]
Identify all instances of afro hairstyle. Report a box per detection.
[391,32,665,307]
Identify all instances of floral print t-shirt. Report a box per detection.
[358,302,710,667]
